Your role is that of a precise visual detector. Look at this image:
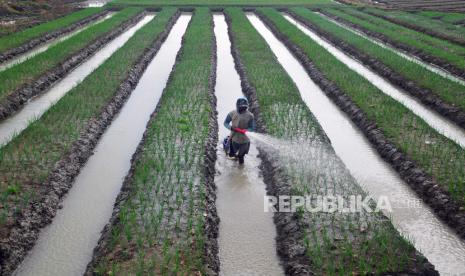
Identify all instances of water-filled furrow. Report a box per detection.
[213,14,283,275]
[247,13,465,275]
[13,14,191,276]
[0,15,155,148]
[283,14,465,149]
[81,0,110,8]
[316,12,465,86]
[0,13,116,72]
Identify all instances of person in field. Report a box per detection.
[223,96,256,165]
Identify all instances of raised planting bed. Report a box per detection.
[359,7,465,47]
[287,8,465,129]
[85,8,219,275]
[256,7,465,241]
[224,7,436,275]
[0,7,107,60]
[0,9,179,275]
[320,7,465,79]
[0,8,146,122]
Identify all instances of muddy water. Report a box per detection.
[0,15,155,148]
[284,14,465,149]
[13,14,192,276]
[247,13,465,275]
[213,14,283,276]
[316,12,465,86]
[80,0,109,8]
[0,13,115,72]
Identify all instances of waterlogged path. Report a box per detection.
[247,13,465,275]
[13,14,191,276]
[213,14,283,275]
[0,13,116,72]
[316,12,465,86]
[283,14,465,149]
[0,15,154,148]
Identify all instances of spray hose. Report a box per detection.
[233,127,247,134]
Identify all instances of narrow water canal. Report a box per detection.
[213,14,283,276]
[247,13,465,275]
[0,15,154,147]
[13,14,192,276]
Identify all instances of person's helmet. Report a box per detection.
[236,96,248,113]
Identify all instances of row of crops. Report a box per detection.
[259,7,465,225]
[225,8,432,274]
[0,2,464,275]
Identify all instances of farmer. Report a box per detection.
[224,96,255,165]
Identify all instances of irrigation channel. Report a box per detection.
[13,13,191,276]
[0,15,155,148]
[213,14,283,275]
[315,12,465,87]
[283,13,465,149]
[81,0,110,8]
[246,13,465,275]
[0,13,116,72]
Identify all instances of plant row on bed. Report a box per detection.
[0,8,145,119]
[414,10,465,25]
[0,8,177,248]
[320,7,465,79]
[86,8,219,275]
[287,8,465,128]
[256,7,465,238]
[359,7,465,47]
[225,8,434,275]
[0,7,106,55]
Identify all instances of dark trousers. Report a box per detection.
[229,141,250,164]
